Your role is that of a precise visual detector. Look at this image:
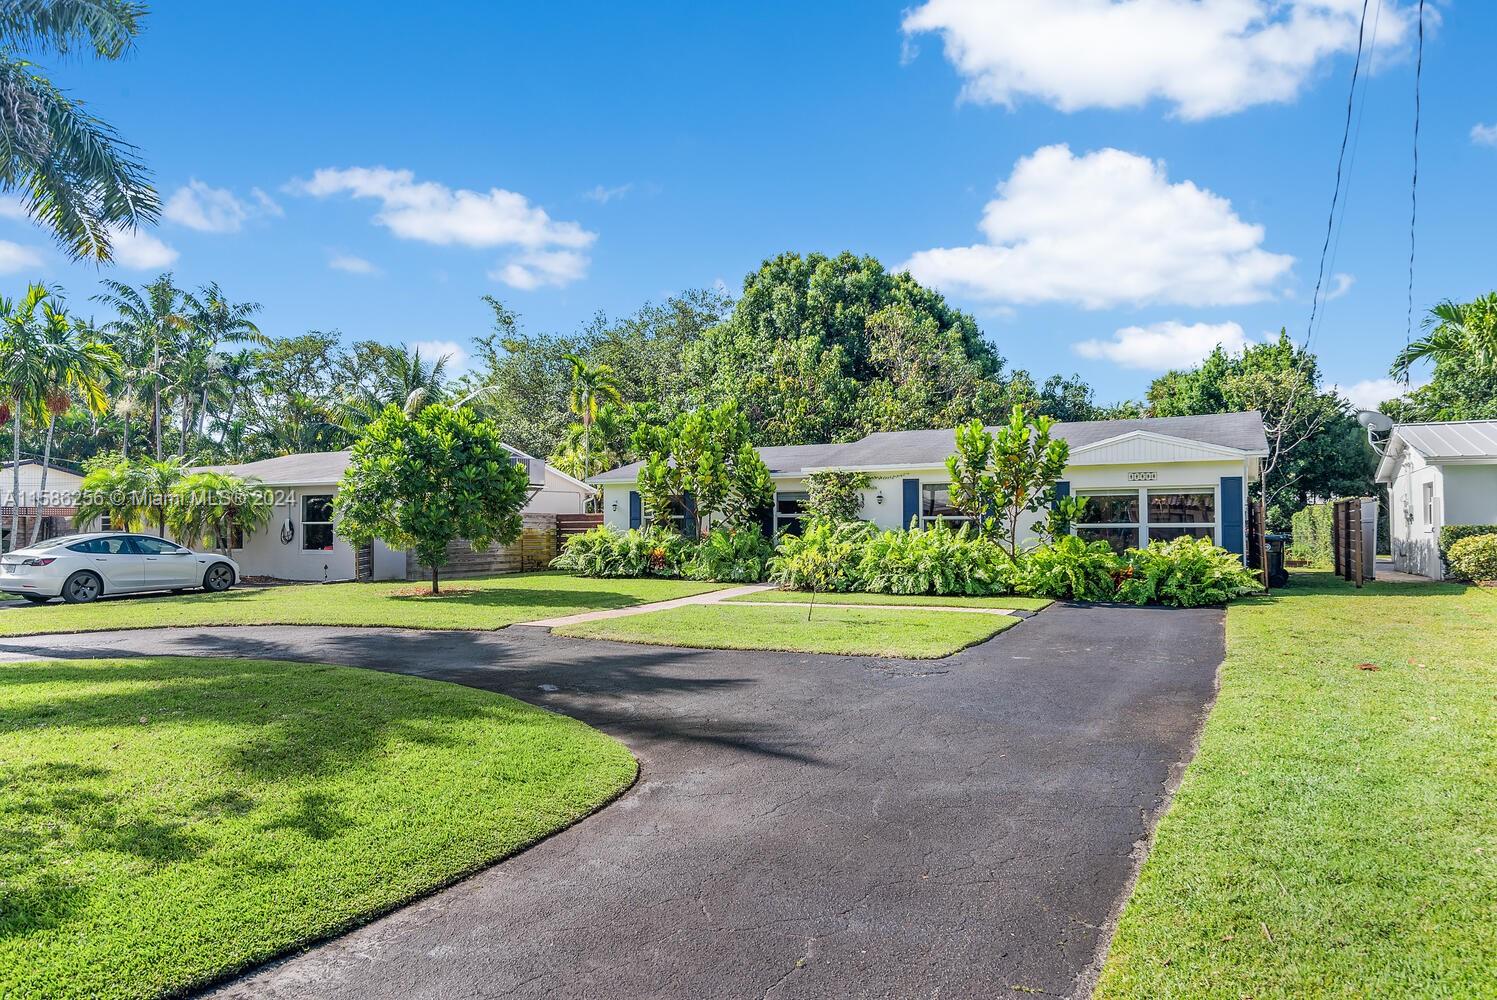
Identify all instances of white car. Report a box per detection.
[0,532,239,604]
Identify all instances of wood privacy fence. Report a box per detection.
[405,512,560,581]
[556,513,603,540]
[1331,496,1377,587]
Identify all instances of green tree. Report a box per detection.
[178,283,264,454]
[334,403,531,594]
[0,284,52,549]
[0,0,159,262]
[803,471,871,524]
[94,274,186,458]
[562,353,622,480]
[633,402,773,538]
[74,456,144,530]
[945,406,1069,558]
[1390,294,1497,381]
[133,455,183,536]
[166,470,273,554]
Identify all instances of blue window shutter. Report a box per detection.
[1220,476,1244,557]
[1052,480,1070,510]
[682,492,698,540]
[902,478,920,529]
[628,490,641,529]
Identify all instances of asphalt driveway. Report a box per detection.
[0,602,1224,1000]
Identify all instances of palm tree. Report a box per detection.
[0,0,159,260]
[551,402,626,483]
[178,284,265,454]
[167,471,273,554]
[0,285,54,550]
[94,274,186,459]
[1390,293,1497,381]
[562,354,622,481]
[74,457,145,531]
[29,299,119,542]
[134,456,184,537]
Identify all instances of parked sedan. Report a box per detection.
[0,533,239,604]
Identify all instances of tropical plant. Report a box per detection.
[94,274,186,458]
[854,521,1017,596]
[946,405,1070,557]
[1445,533,1497,584]
[685,527,774,583]
[562,353,622,481]
[0,284,51,549]
[166,471,273,554]
[633,401,773,537]
[335,403,530,594]
[1013,534,1120,602]
[0,0,159,261]
[549,525,693,578]
[133,456,184,536]
[1390,293,1497,381]
[74,456,145,530]
[767,518,876,592]
[1114,536,1263,607]
[803,471,871,524]
[177,283,265,452]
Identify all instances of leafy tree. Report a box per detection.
[166,470,272,553]
[177,283,265,453]
[1390,293,1497,381]
[71,454,182,535]
[633,402,773,538]
[133,455,184,536]
[562,352,622,481]
[94,274,186,458]
[945,406,1069,558]
[0,284,52,548]
[0,0,159,262]
[334,403,531,594]
[803,471,871,524]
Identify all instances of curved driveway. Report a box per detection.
[0,602,1224,1000]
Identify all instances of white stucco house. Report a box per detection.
[591,412,1270,562]
[0,461,92,547]
[201,446,594,582]
[1375,420,1497,579]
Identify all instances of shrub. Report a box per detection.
[1438,524,1497,565]
[767,519,876,592]
[1446,534,1497,583]
[550,526,693,578]
[1116,536,1264,607]
[803,471,871,523]
[854,522,1016,596]
[1014,534,1120,601]
[1289,503,1334,567]
[686,528,775,583]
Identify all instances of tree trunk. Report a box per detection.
[582,413,592,482]
[121,407,130,459]
[180,393,190,456]
[9,412,20,552]
[29,415,56,544]
[430,563,440,595]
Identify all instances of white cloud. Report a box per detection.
[251,187,284,217]
[903,145,1293,309]
[0,195,28,220]
[902,0,1416,120]
[328,253,379,275]
[163,180,252,233]
[490,249,590,291]
[0,239,43,273]
[1472,122,1497,147]
[1335,376,1425,412]
[1074,320,1258,370]
[108,227,178,269]
[1325,272,1355,301]
[410,338,470,373]
[584,183,633,204]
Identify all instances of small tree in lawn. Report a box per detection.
[945,405,1070,559]
[335,403,531,594]
[633,402,773,537]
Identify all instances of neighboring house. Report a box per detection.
[200,446,594,582]
[591,412,1270,563]
[1375,420,1497,580]
[0,461,91,547]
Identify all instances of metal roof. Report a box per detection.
[1390,421,1497,459]
[589,411,1268,483]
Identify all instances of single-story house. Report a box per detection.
[201,446,594,582]
[1374,419,1497,580]
[0,461,90,547]
[590,411,1270,563]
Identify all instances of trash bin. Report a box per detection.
[1264,533,1290,588]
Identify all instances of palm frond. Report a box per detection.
[0,0,145,59]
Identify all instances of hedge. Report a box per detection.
[1438,524,1497,563]
[1289,503,1334,567]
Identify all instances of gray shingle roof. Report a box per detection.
[199,443,554,487]
[590,411,1268,482]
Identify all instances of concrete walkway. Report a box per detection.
[734,599,1028,616]
[515,582,776,627]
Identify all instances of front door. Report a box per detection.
[133,536,200,588]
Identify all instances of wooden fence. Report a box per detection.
[556,513,603,540]
[405,512,559,581]
[1331,496,1375,587]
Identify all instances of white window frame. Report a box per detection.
[773,490,809,536]
[1073,489,1142,551]
[1422,481,1435,527]
[1073,485,1220,549]
[919,482,979,530]
[301,494,335,551]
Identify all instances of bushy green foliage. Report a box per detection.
[1445,534,1497,583]
[766,519,877,592]
[1013,534,1121,602]
[1438,524,1497,564]
[686,528,775,583]
[549,526,693,578]
[1290,503,1334,567]
[946,406,1070,555]
[633,401,773,537]
[768,519,1015,596]
[1116,536,1264,607]
[803,471,871,523]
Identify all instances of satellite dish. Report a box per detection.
[1356,410,1394,433]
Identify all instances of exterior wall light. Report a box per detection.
[610,499,619,513]
[875,492,884,505]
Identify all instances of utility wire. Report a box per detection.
[1405,0,1425,383]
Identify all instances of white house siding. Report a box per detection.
[1441,465,1497,525]
[520,467,591,514]
[1386,449,1443,578]
[0,464,85,508]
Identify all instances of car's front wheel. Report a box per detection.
[203,563,235,593]
[61,571,102,604]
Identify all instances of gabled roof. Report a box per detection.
[589,411,1269,483]
[1375,420,1497,483]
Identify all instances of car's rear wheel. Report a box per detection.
[203,562,235,593]
[61,571,102,604]
[20,593,49,604]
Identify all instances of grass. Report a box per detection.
[0,571,724,637]
[0,656,636,1000]
[553,602,1019,658]
[1096,572,1496,999]
[726,589,1052,611]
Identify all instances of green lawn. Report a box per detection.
[1096,572,1496,998]
[727,589,1052,611]
[0,656,636,1000]
[553,602,1019,658]
[0,571,724,637]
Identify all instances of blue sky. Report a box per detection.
[5,0,1495,409]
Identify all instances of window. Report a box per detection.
[921,483,977,529]
[1422,482,1435,526]
[302,495,335,550]
[774,491,809,536]
[68,536,133,555]
[1075,491,1140,554]
[132,536,188,555]
[1146,490,1215,544]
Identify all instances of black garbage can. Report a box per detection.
[1264,532,1289,588]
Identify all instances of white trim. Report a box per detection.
[1067,429,1265,463]
[1073,484,1220,549]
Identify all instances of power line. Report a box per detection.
[1405,0,1425,383]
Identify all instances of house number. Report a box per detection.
[1128,471,1158,482]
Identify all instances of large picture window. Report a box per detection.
[302,495,335,551]
[1074,491,1139,554]
[774,491,809,536]
[1074,487,1217,552]
[1146,490,1215,543]
[921,483,977,530]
